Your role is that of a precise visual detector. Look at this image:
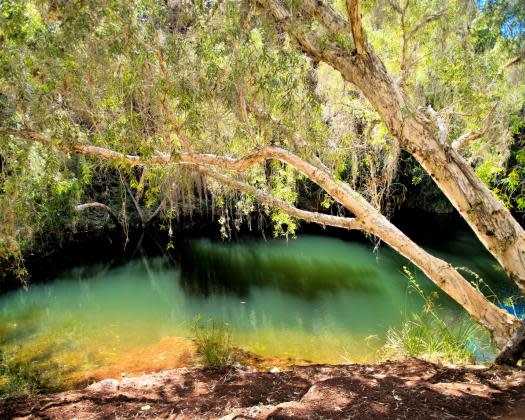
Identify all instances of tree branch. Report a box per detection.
[407,10,446,40]
[5,128,520,348]
[2,129,366,219]
[299,0,347,34]
[199,167,360,230]
[178,147,374,221]
[452,101,499,150]
[8,129,360,231]
[145,197,167,226]
[398,4,445,84]
[399,1,409,83]
[264,0,406,113]
[497,51,525,77]
[125,181,146,227]
[135,167,146,202]
[387,0,403,15]
[346,0,365,54]
[262,0,348,67]
[154,40,194,152]
[75,202,123,229]
[237,83,256,142]
[487,51,525,90]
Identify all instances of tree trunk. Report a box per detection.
[179,146,523,349]
[361,210,520,351]
[342,51,525,297]
[495,321,525,365]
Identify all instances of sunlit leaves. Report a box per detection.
[1,0,524,264]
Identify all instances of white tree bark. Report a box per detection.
[180,148,521,350]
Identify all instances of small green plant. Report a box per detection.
[191,316,234,367]
[381,267,490,365]
[0,350,62,397]
[457,266,525,320]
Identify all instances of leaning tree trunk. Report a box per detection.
[341,50,525,297]
[360,206,520,351]
[263,0,525,297]
[260,0,525,362]
[178,146,523,350]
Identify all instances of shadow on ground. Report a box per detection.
[1,358,525,419]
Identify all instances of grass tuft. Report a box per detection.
[191,316,235,367]
[381,266,491,365]
[0,349,62,397]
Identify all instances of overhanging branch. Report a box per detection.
[199,167,360,230]
[4,128,521,350]
[3,128,366,220]
[3,129,360,232]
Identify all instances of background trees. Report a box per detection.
[0,0,524,361]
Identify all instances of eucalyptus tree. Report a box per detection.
[256,0,525,294]
[0,0,524,362]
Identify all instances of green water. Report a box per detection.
[0,233,520,388]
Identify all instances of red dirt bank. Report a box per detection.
[1,358,525,419]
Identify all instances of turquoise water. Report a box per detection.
[0,233,521,386]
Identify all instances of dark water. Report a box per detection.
[0,232,522,385]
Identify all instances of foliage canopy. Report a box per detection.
[0,0,523,265]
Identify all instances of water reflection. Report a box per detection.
[179,237,384,298]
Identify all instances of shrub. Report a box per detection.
[191,316,234,367]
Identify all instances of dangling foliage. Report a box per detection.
[0,0,523,265]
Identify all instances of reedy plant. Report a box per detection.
[191,315,235,367]
[382,266,491,365]
[0,349,63,396]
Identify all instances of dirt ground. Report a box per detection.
[1,358,525,419]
